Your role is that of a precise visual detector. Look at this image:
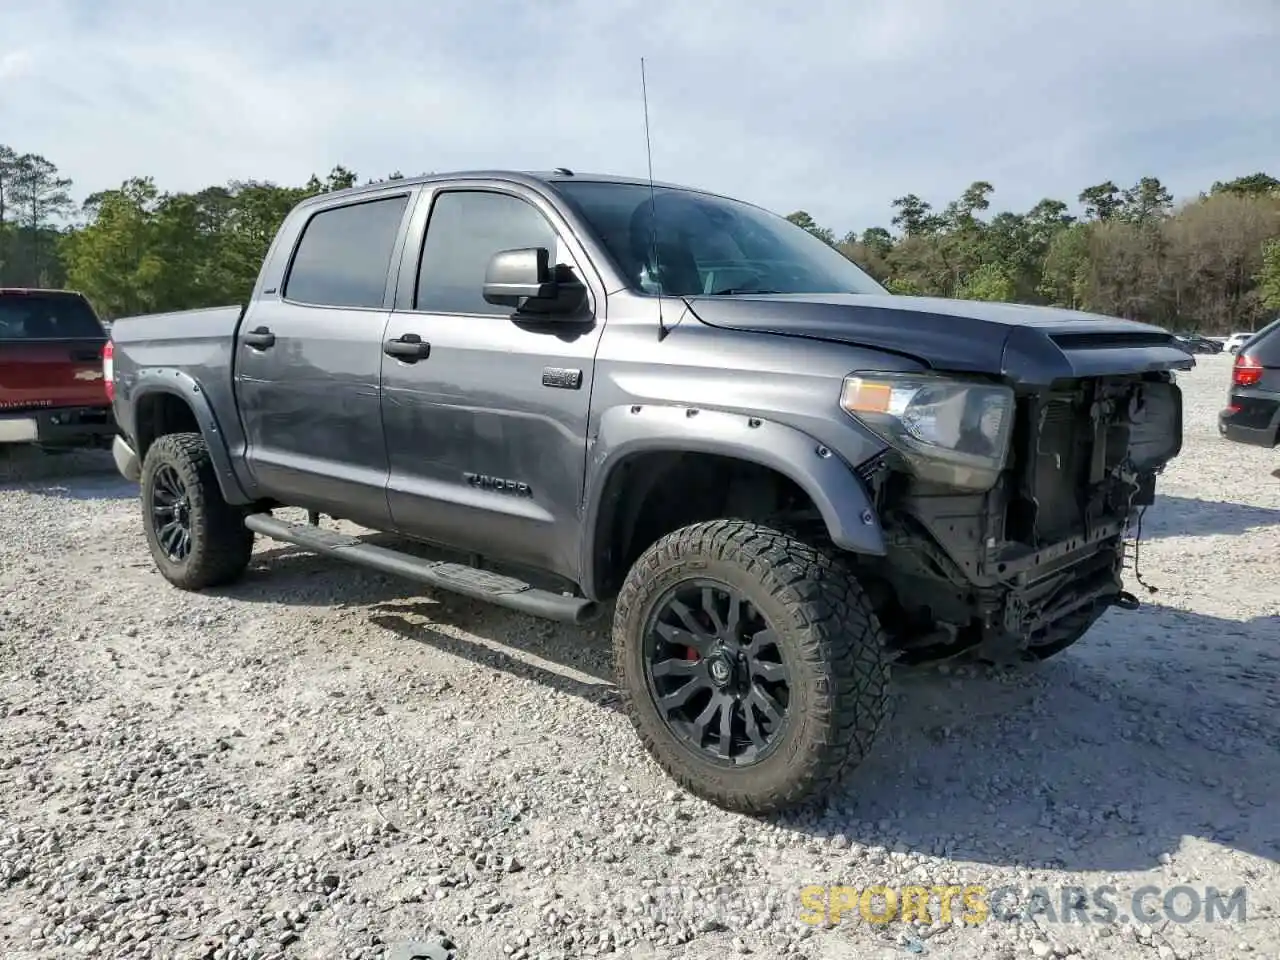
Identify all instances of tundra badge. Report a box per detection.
[464,473,533,497]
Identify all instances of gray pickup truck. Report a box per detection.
[105,170,1192,814]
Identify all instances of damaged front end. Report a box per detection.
[853,371,1183,665]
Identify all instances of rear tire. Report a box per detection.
[139,432,253,590]
[612,519,891,815]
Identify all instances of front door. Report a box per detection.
[380,184,605,582]
[235,191,413,525]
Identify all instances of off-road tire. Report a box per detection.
[612,519,891,815]
[140,432,254,590]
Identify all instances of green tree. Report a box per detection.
[304,165,359,194]
[1211,173,1280,198]
[1119,176,1173,225]
[885,276,924,295]
[943,181,994,230]
[785,211,835,246]
[1079,181,1122,222]
[62,178,165,317]
[0,145,19,278]
[956,262,1016,302]
[889,194,938,237]
[860,227,893,258]
[0,145,18,226]
[1038,223,1090,308]
[8,140,1276,335]
[217,180,314,301]
[839,227,894,283]
[1259,239,1280,310]
[1162,192,1280,330]
[10,152,73,284]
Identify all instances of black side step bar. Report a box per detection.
[243,514,599,626]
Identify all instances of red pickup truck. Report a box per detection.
[0,288,115,450]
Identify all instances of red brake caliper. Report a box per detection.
[685,611,716,662]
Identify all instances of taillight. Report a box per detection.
[1231,353,1262,388]
[103,339,115,402]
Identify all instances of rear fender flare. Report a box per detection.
[129,369,250,505]
[581,404,886,592]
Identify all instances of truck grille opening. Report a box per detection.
[1004,376,1179,549]
[1025,397,1086,543]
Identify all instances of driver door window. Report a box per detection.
[415,190,573,315]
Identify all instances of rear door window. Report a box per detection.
[0,294,105,339]
[284,195,411,309]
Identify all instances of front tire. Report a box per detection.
[139,432,254,590]
[612,519,891,815]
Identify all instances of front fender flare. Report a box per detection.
[128,369,250,505]
[582,404,886,586]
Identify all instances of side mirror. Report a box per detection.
[483,247,586,317]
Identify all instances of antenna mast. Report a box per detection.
[640,57,667,341]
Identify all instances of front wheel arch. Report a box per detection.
[582,405,887,598]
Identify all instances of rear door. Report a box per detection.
[234,190,415,526]
[0,290,109,413]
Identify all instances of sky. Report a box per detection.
[1,0,1277,235]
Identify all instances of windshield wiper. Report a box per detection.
[708,287,783,296]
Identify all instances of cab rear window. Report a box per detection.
[0,293,106,340]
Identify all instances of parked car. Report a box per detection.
[103,170,1192,814]
[1218,318,1280,447]
[1174,334,1223,355]
[1224,332,1255,354]
[0,288,114,451]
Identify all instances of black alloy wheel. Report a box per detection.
[139,432,254,590]
[644,579,792,766]
[149,462,193,562]
[612,519,892,815]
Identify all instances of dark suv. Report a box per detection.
[1219,318,1280,447]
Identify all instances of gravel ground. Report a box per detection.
[1,354,1277,960]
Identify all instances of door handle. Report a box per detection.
[243,326,276,349]
[384,333,431,362]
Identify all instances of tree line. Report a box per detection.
[791,173,1280,333]
[2,142,1278,331]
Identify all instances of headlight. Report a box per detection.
[840,373,1015,490]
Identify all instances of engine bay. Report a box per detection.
[855,372,1183,662]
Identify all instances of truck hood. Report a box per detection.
[684,293,1195,387]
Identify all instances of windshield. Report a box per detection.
[552,181,888,298]
[0,293,106,340]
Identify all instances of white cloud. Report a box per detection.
[1,0,1276,233]
[0,48,34,82]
